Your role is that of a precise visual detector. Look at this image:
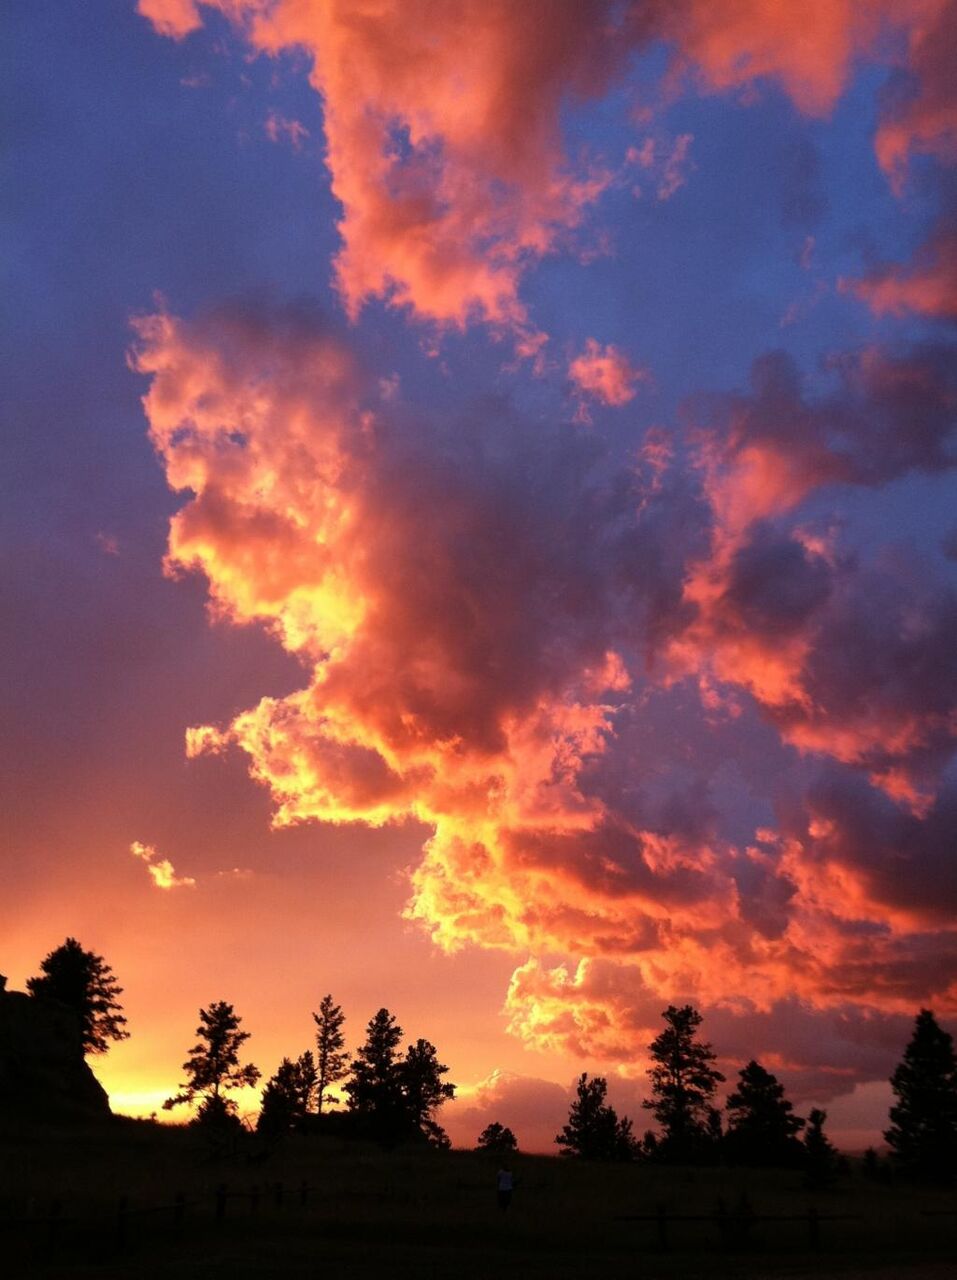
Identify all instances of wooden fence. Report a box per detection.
[3,1183,956,1258]
[0,1178,311,1252]
[616,1197,860,1251]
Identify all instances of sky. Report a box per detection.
[3,0,957,1153]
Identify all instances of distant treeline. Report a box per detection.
[18,938,957,1182]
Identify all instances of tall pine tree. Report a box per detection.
[313,994,349,1113]
[345,1008,406,1139]
[803,1108,840,1188]
[643,1005,724,1160]
[398,1038,455,1146]
[164,1001,260,1126]
[886,1009,957,1182]
[725,1060,805,1166]
[556,1073,637,1160]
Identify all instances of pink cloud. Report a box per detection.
[139,2,947,342]
[845,221,957,321]
[264,111,309,151]
[568,339,646,409]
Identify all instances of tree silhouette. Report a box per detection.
[556,1073,637,1160]
[257,1052,317,1137]
[345,1007,406,1138]
[725,1060,805,1166]
[164,1001,260,1125]
[803,1108,839,1188]
[885,1008,957,1182]
[477,1122,518,1154]
[399,1037,455,1145]
[27,937,128,1055]
[297,1048,318,1114]
[313,994,349,1114]
[643,1005,724,1160]
[344,1009,456,1144]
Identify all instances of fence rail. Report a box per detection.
[2,1184,954,1258]
[0,1179,311,1252]
[616,1201,863,1250]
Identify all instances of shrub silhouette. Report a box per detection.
[476,1121,518,1154]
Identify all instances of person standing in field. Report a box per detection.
[496,1163,514,1211]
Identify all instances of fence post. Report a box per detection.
[299,1179,308,1208]
[250,1185,260,1215]
[174,1191,186,1227]
[116,1195,129,1250]
[808,1205,821,1251]
[656,1203,669,1251]
[215,1183,227,1222]
[273,1180,284,1209]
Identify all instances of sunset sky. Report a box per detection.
[4,0,957,1152]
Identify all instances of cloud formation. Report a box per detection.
[568,340,646,410]
[130,840,196,890]
[140,1,952,342]
[131,1,957,1103]
[132,299,957,1096]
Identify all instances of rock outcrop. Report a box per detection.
[0,975,111,1126]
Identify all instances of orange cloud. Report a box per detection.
[130,840,196,890]
[136,0,203,40]
[132,304,957,1067]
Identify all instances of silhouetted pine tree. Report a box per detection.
[885,1009,957,1182]
[297,1049,318,1114]
[398,1037,455,1146]
[313,994,349,1114]
[643,1005,724,1161]
[28,938,128,1055]
[477,1122,518,1154]
[344,1009,456,1145]
[724,1060,805,1166]
[345,1008,407,1140]
[257,1052,317,1137]
[556,1073,637,1160]
[164,1001,260,1128]
[803,1108,839,1188]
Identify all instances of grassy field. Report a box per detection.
[3,1120,956,1278]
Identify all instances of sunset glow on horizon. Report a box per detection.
[5,0,957,1153]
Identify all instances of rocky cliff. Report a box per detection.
[0,976,111,1125]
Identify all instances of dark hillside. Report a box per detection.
[2,1123,956,1279]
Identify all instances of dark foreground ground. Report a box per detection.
[2,1122,955,1279]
